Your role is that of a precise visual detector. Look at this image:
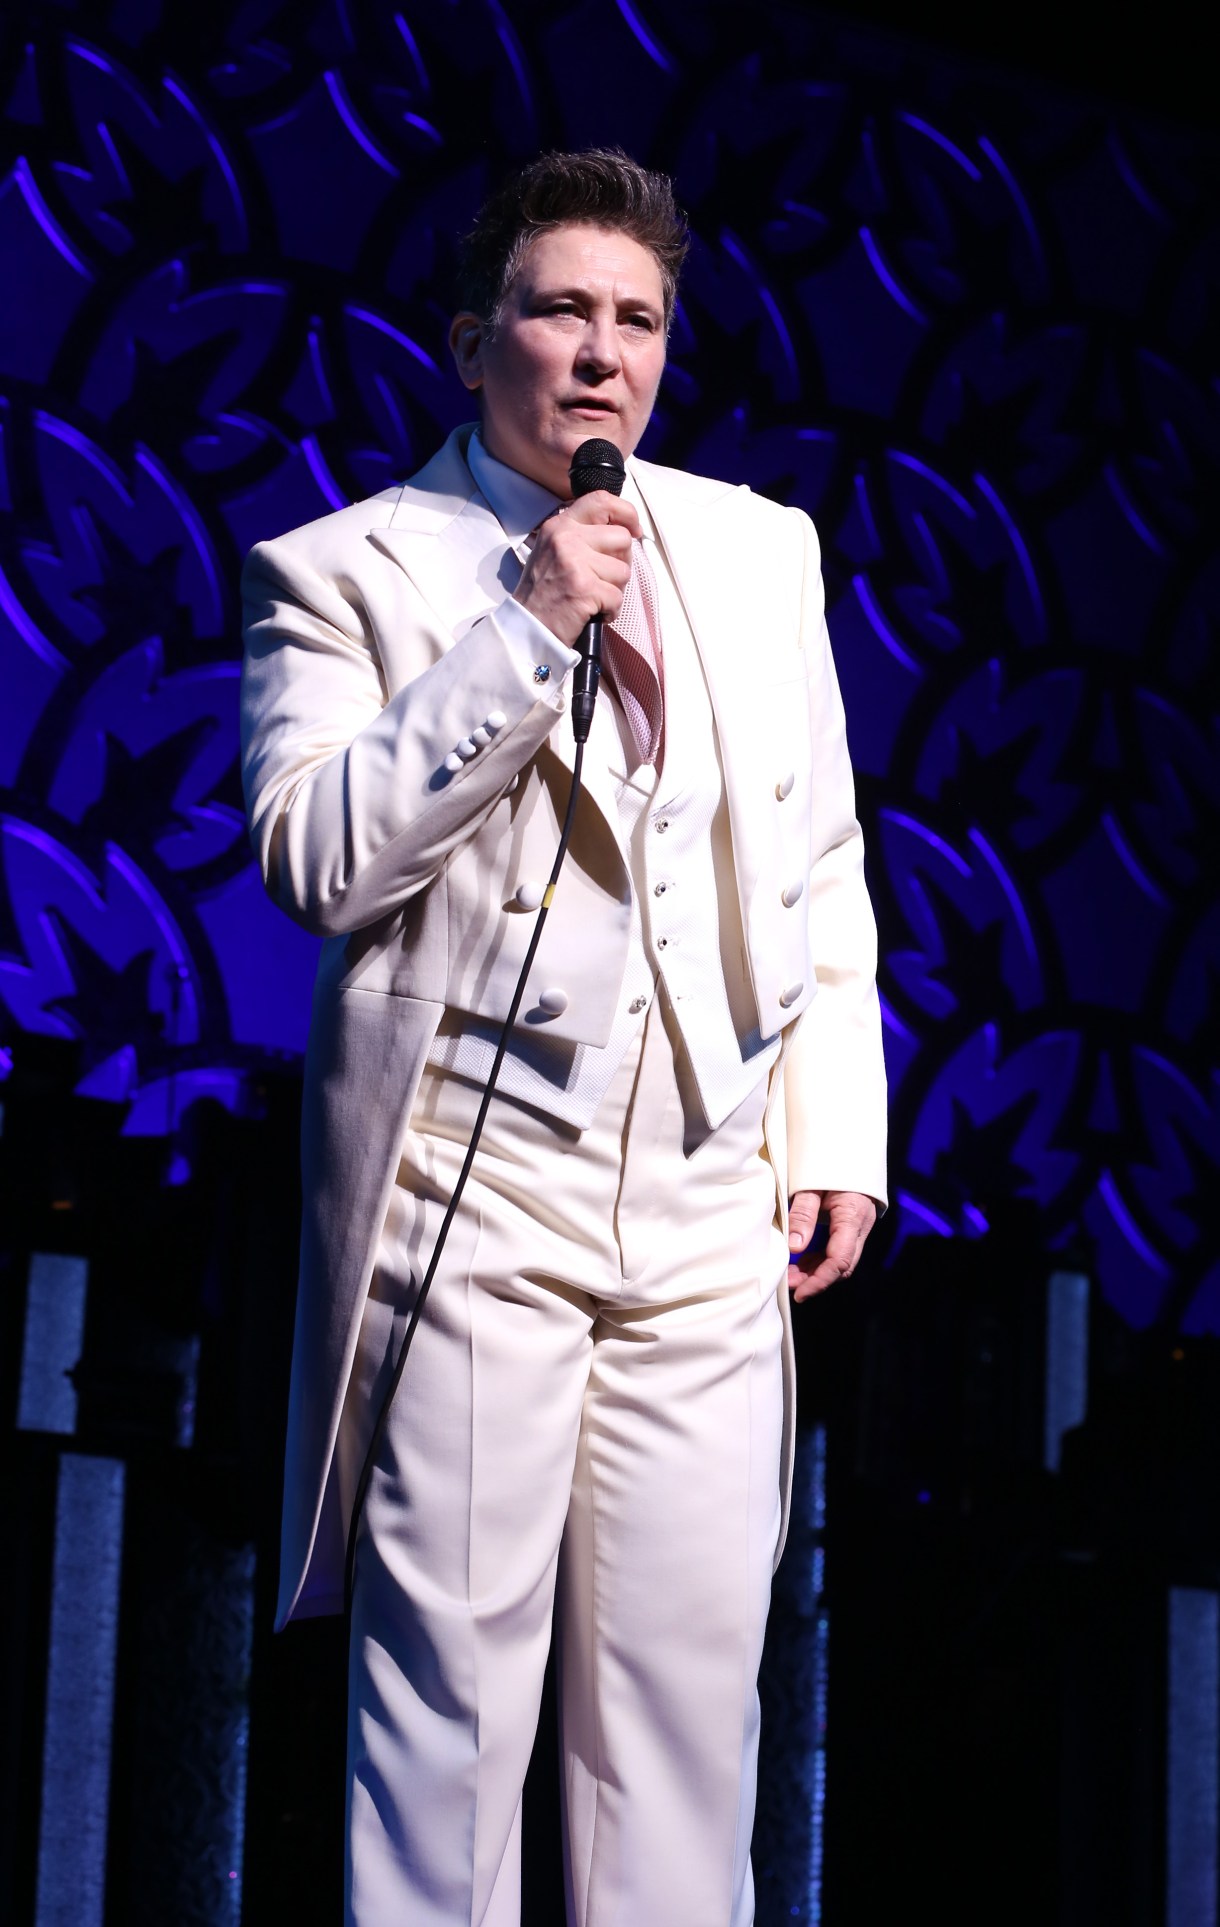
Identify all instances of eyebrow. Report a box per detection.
[527,282,664,317]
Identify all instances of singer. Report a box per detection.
[240,147,887,1926]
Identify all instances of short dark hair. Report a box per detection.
[456,147,689,331]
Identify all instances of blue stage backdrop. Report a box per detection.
[0,0,1216,1333]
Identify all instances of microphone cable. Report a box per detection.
[343,438,624,1616]
[343,736,588,1613]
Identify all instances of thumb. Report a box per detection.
[788,1190,823,1252]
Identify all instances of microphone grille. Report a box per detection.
[569,438,626,500]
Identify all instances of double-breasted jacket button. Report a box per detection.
[781,879,804,908]
[776,771,795,801]
[513,881,544,912]
[779,981,804,1008]
[537,986,568,1015]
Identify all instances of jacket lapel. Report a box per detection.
[631,462,767,920]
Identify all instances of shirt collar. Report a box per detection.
[467,430,560,550]
[468,428,652,550]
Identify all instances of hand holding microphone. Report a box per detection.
[512,441,634,740]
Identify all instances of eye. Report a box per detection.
[622,312,658,332]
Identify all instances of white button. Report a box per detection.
[656,936,670,950]
[654,817,670,833]
[485,711,507,732]
[537,986,568,1015]
[456,737,477,760]
[514,881,544,911]
[443,751,464,773]
[781,879,804,907]
[776,771,795,800]
[629,995,647,1014]
[779,981,804,1008]
[504,772,519,794]
[654,881,669,896]
[471,725,492,747]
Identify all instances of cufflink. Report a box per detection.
[533,664,551,683]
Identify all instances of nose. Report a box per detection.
[576,312,621,377]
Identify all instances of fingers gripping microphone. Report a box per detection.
[568,438,626,744]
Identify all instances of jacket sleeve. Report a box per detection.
[781,508,889,1208]
[239,533,578,936]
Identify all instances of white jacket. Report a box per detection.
[240,425,887,1626]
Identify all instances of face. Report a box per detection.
[449,223,668,497]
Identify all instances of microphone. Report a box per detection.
[568,438,626,744]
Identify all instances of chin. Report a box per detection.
[562,415,623,441]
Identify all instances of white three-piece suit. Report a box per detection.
[240,423,887,1925]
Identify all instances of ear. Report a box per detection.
[448,312,486,393]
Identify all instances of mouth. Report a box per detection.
[561,398,618,415]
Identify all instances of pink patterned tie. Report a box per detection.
[605,538,665,766]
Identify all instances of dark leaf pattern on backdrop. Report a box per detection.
[0,0,1217,1332]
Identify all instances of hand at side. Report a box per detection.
[786,1189,877,1301]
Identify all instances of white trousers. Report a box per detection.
[338,999,787,1926]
